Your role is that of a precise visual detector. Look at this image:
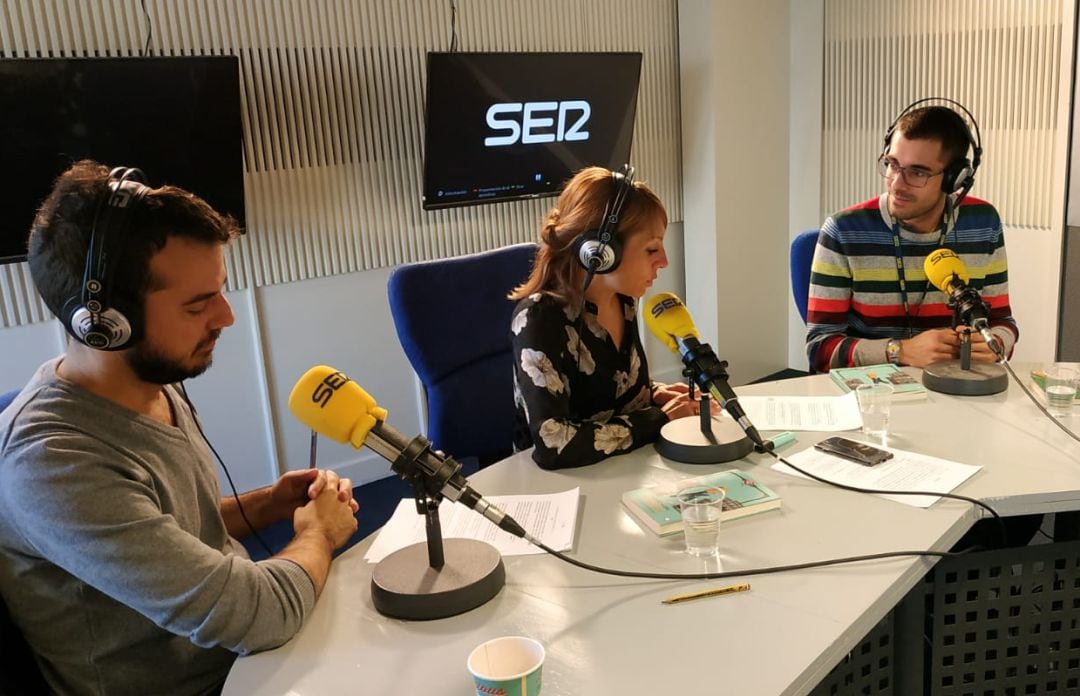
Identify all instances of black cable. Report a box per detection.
[140,0,153,56]
[1002,360,1080,445]
[448,0,458,52]
[579,266,598,300]
[532,539,955,580]
[505,447,994,581]
[177,383,274,557]
[760,447,1008,548]
[504,439,1005,580]
[514,453,986,581]
[519,442,1003,580]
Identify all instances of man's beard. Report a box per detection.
[125,331,220,385]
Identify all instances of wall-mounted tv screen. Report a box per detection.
[422,52,642,210]
[0,56,245,264]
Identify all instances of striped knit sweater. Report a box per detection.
[805,193,1019,373]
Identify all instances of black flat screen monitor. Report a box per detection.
[422,52,642,210]
[0,56,245,264]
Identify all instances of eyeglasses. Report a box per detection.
[877,156,944,188]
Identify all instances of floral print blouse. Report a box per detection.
[510,292,667,469]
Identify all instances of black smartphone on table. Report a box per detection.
[813,436,893,466]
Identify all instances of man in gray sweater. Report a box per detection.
[0,161,360,695]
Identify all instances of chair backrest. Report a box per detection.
[0,389,18,414]
[387,243,537,467]
[790,229,820,323]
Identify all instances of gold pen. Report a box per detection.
[661,582,751,605]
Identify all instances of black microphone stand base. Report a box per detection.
[371,538,505,620]
[922,360,1008,396]
[656,416,754,464]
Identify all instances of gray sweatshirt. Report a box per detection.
[0,359,315,695]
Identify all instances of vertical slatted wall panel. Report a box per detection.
[0,0,681,329]
[823,0,1062,227]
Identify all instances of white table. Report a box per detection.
[224,367,1080,695]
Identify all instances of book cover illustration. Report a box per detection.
[622,469,782,536]
[829,363,927,400]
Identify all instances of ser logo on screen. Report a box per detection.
[484,100,591,147]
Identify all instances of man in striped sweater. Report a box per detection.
[806,105,1019,373]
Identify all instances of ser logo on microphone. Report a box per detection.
[311,370,350,408]
[484,100,590,147]
[649,295,683,318]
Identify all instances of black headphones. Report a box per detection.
[61,166,151,351]
[575,164,636,275]
[882,98,982,199]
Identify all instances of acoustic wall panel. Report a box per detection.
[0,0,681,329]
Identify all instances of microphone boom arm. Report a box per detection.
[943,273,1004,361]
[674,336,766,448]
[366,421,528,539]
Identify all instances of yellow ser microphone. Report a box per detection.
[923,248,970,295]
[288,365,528,538]
[288,366,387,448]
[922,250,1001,357]
[643,293,765,448]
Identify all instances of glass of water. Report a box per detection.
[856,383,894,445]
[677,485,726,557]
[1045,364,1078,416]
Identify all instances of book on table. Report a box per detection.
[828,363,927,401]
[621,469,782,536]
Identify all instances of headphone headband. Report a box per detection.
[577,164,635,278]
[882,97,982,200]
[65,166,150,350]
[597,163,635,246]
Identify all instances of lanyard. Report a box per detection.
[890,201,955,336]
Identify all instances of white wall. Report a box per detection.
[788,0,825,370]
[679,0,792,384]
[0,321,67,390]
[643,222,688,385]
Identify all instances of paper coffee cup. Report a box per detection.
[467,636,544,696]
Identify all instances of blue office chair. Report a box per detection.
[790,229,820,323]
[0,389,17,413]
[250,243,536,561]
[387,243,537,468]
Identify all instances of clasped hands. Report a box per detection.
[653,381,723,420]
[272,468,360,547]
[897,326,1002,368]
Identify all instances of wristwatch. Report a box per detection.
[886,339,902,365]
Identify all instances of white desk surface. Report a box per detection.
[224,367,1080,696]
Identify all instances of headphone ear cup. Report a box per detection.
[62,297,135,350]
[575,231,622,274]
[942,158,973,193]
[73,308,134,350]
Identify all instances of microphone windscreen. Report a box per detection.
[288,365,387,448]
[643,292,701,355]
[923,249,970,294]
